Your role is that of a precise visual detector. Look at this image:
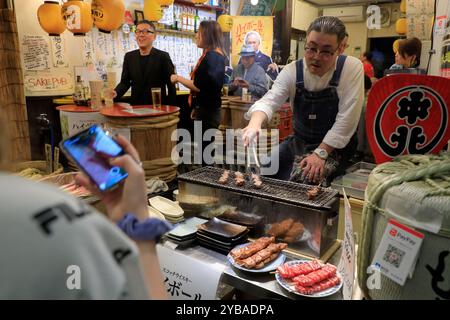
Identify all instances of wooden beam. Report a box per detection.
[0,0,8,9]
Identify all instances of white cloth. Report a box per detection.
[245,55,364,149]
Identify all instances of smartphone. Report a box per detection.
[60,125,128,191]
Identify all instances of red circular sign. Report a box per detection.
[366,74,450,164]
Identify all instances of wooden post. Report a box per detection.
[0,6,31,161]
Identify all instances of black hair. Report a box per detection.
[363,51,373,62]
[136,20,156,32]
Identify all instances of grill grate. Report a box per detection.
[178,166,338,209]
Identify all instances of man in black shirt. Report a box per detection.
[112,20,176,106]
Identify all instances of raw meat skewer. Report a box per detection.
[293,264,337,287]
[295,275,341,295]
[276,259,324,279]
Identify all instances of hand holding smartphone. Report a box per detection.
[60,125,128,192]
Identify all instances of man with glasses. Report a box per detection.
[242,16,364,185]
[112,20,176,106]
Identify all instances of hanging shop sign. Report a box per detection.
[366,74,450,164]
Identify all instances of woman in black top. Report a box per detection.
[171,20,225,131]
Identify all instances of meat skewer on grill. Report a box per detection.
[295,275,341,295]
[292,264,337,287]
[218,170,230,184]
[234,171,245,187]
[251,173,263,189]
[276,259,324,279]
[306,185,321,200]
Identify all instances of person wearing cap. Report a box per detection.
[229,45,268,99]
[242,16,364,184]
[243,31,278,80]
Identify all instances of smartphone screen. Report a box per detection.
[61,125,128,191]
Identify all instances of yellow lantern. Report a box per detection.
[144,1,163,22]
[396,18,407,35]
[400,0,406,13]
[393,39,402,53]
[91,0,125,34]
[192,0,208,5]
[155,0,174,8]
[217,14,233,33]
[62,0,93,36]
[37,1,66,36]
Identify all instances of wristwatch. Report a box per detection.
[313,148,328,160]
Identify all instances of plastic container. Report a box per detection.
[331,173,368,200]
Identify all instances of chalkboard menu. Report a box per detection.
[238,0,277,16]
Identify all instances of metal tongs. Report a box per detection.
[246,141,261,177]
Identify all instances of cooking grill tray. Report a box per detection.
[178,167,338,209]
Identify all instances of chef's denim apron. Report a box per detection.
[273,56,357,181]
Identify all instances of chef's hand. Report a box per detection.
[239,80,249,88]
[75,135,148,223]
[299,153,325,183]
[242,111,267,147]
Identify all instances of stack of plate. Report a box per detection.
[216,210,264,236]
[197,217,249,254]
[149,196,184,224]
[165,217,208,246]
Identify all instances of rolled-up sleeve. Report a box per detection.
[323,58,364,149]
[244,61,296,121]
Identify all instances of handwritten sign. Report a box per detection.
[21,35,51,71]
[337,189,355,300]
[24,71,73,94]
[156,244,225,300]
[50,36,69,68]
[231,16,273,67]
[406,0,435,40]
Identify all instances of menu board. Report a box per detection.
[21,35,51,71]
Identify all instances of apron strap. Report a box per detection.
[329,55,347,87]
[295,59,304,88]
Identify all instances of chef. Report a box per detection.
[242,16,364,184]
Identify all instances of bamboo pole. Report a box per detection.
[0,6,31,161]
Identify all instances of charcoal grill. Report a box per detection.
[177,167,340,258]
[177,166,338,210]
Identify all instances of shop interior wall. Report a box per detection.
[14,0,143,97]
[429,0,450,76]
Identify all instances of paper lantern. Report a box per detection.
[217,14,233,33]
[155,0,174,8]
[37,1,66,36]
[62,0,93,36]
[91,0,125,34]
[393,39,402,53]
[396,18,407,35]
[144,0,163,22]
[400,0,406,13]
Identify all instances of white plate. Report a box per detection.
[147,206,166,220]
[149,196,184,218]
[275,260,343,298]
[227,243,286,273]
